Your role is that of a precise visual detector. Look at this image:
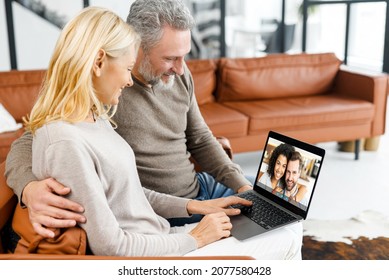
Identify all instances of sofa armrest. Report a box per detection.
[334,67,388,136]
[0,162,17,231]
[0,254,254,260]
[0,161,18,253]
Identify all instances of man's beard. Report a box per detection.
[286,181,296,191]
[138,55,175,90]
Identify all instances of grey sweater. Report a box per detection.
[6,63,250,200]
[31,119,197,256]
[113,63,250,197]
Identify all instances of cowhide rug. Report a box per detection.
[302,210,389,260]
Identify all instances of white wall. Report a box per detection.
[0,0,134,71]
[0,0,385,72]
[0,0,11,70]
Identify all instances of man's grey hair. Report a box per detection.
[127,0,195,52]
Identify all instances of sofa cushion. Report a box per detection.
[186,59,217,105]
[217,53,342,102]
[0,70,45,123]
[199,103,248,137]
[222,94,374,134]
[12,204,87,255]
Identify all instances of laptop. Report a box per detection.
[230,130,325,240]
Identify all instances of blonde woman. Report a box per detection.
[17,6,258,257]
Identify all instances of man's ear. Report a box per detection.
[92,49,106,77]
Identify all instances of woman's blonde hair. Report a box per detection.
[25,6,140,133]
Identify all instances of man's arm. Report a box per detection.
[183,67,252,192]
[5,131,36,199]
[5,131,85,238]
[144,187,252,218]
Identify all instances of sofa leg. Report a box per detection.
[354,139,360,160]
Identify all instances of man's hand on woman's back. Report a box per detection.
[22,179,86,238]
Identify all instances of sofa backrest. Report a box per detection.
[186,59,218,105]
[0,70,45,123]
[217,53,342,102]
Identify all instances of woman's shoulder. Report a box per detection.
[35,121,90,145]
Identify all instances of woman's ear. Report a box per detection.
[92,49,106,77]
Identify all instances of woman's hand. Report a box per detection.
[186,196,252,216]
[189,212,232,248]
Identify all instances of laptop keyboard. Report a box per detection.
[232,192,296,229]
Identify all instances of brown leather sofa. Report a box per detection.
[0,52,387,162]
[186,52,388,158]
[0,70,45,163]
[1,52,387,259]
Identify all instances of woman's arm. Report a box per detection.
[143,187,191,218]
[38,140,197,256]
[6,131,85,238]
[144,188,252,218]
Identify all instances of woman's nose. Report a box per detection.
[126,75,134,87]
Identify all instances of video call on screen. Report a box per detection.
[256,138,323,211]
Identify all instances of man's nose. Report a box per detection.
[172,58,185,76]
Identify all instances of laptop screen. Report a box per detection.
[254,131,325,217]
